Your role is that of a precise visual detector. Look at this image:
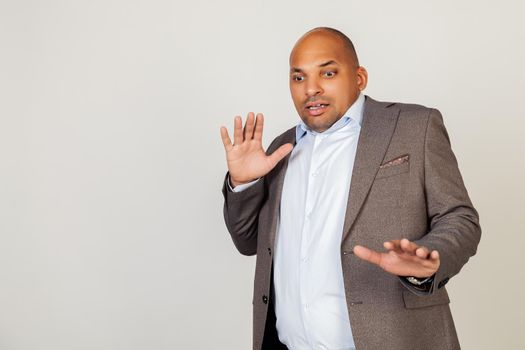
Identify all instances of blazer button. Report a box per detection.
[268,247,272,256]
[262,295,268,304]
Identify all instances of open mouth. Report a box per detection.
[307,103,329,110]
[306,103,329,116]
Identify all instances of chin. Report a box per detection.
[307,122,329,133]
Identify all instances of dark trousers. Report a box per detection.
[262,265,288,350]
[261,295,288,350]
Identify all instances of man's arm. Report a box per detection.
[220,112,293,256]
[354,108,481,295]
[221,174,265,256]
[411,108,481,294]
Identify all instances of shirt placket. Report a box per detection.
[299,133,325,347]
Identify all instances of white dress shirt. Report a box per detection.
[231,93,365,350]
[274,93,364,350]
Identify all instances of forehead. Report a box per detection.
[289,32,350,68]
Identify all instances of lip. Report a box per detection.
[305,102,330,117]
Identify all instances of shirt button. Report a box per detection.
[262,295,268,304]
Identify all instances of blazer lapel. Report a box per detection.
[341,96,400,243]
[268,128,296,247]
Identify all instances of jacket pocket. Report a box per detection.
[402,289,450,309]
[375,161,410,180]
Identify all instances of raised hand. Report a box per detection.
[220,112,294,187]
[353,238,440,278]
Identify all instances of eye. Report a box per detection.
[292,75,304,82]
[323,71,336,78]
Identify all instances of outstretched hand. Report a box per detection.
[220,112,293,187]
[353,238,440,278]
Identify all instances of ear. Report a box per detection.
[357,66,368,91]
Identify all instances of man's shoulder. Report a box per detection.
[366,95,437,118]
[367,95,435,114]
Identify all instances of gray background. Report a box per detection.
[1,0,524,349]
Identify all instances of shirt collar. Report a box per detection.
[295,93,365,142]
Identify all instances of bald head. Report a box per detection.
[288,26,368,133]
[290,27,360,67]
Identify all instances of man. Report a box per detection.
[220,27,481,350]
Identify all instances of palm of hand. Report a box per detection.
[375,248,439,277]
[354,239,440,278]
[226,139,273,183]
[221,112,293,186]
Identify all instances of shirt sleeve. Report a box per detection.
[227,175,261,192]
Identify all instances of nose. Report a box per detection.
[305,77,323,97]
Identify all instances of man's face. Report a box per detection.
[289,31,367,133]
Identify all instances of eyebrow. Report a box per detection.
[290,60,339,73]
[319,60,338,67]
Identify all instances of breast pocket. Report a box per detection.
[375,160,410,180]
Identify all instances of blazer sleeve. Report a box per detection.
[221,136,284,256]
[221,171,266,256]
[410,108,481,295]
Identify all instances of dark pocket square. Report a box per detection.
[380,154,409,169]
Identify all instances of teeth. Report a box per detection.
[308,104,326,110]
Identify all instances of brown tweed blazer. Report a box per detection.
[222,95,481,350]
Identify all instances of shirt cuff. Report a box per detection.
[228,175,261,192]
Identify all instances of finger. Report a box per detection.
[415,246,430,259]
[416,251,440,270]
[400,238,419,255]
[430,250,440,261]
[267,143,294,168]
[233,116,243,145]
[243,112,255,140]
[419,256,440,275]
[383,240,403,254]
[353,245,383,267]
[253,113,264,141]
[220,126,233,151]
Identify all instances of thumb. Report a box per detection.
[354,245,383,267]
[267,143,294,168]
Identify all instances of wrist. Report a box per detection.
[230,176,255,188]
[230,178,244,188]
